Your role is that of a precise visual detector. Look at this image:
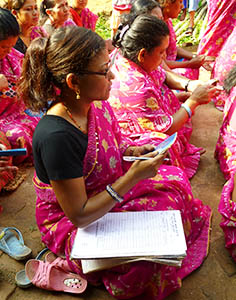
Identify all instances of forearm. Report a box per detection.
[165,59,191,70]
[165,97,199,135]
[73,171,140,228]
[165,70,192,90]
[177,47,193,60]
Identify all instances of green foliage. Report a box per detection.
[95,12,111,40]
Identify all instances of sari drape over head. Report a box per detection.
[34,101,211,300]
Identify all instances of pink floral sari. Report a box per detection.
[197,0,236,111]
[34,101,211,299]
[108,52,202,178]
[69,7,98,31]
[219,175,236,262]
[215,87,236,180]
[165,19,199,80]
[0,48,40,164]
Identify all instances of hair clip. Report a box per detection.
[119,24,130,40]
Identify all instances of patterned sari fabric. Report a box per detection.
[69,7,98,31]
[34,101,211,300]
[165,19,199,80]
[215,87,236,180]
[218,174,236,262]
[197,0,236,110]
[108,52,201,179]
[0,48,40,164]
[0,131,14,193]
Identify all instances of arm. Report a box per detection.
[165,84,219,135]
[165,70,203,91]
[0,74,8,91]
[51,152,164,228]
[164,54,206,70]
[177,47,194,60]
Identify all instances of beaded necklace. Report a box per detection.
[62,103,87,134]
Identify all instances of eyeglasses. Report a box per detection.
[77,50,118,78]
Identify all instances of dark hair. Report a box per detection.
[19,26,105,111]
[224,64,236,94]
[0,8,20,41]
[113,14,169,64]
[1,0,26,10]
[39,0,55,26]
[130,0,161,16]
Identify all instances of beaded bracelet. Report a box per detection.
[106,184,123,203]
[185,79,191,92]
[181,103,192,118]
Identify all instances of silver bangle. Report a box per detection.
[106,184,123,203]
[181,103,192,118]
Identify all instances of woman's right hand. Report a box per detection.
[0,74,8,91]
[127,152,165,182]
[188,84,220,106]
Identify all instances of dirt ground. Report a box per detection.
[1,1,236,300]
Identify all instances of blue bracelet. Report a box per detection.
[181,103,192,118]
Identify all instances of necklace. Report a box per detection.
[62,103,87,134]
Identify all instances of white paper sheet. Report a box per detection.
[71,210,187,260]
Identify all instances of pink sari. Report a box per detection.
[165,19,199,80]
[34,101,211,300]
[108,52,202,178]
[197,0,236,111]
[219,174,236,262]
[215,87,236,180]
[0,48,40,164]
[69,7,98,31]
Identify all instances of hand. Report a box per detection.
[188,84,221,106]
[188,55,205,69]
[0,143,18,174]
[128,151,166,181]
[124,144,155,156]
[0,74,8,91]
[175,91,192,102]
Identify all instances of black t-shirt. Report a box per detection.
[14,38,27,54]
[33,115,88,184]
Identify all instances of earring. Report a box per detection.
[76,90,80,100]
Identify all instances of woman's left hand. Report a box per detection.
[125,144,155,157]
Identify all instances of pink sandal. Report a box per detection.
[25,259,87,294]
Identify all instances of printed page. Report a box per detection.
[71,210,187,260]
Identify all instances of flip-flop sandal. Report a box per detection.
[15,247,49,288]
[45,252,73,272]
[25,259,87,293]
[0,227,32,260]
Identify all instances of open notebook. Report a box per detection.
[71,210,187,274]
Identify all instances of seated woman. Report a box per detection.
[109,14,218,178]
[215,64,236,180]
[69,0,98,30]
[216,65,236,261]
[39,0,76,35]
[1,0,46,54]
[19,25,212,299]
[0,8,40,164]
[197,0,236,111]
[156,0,210,79]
